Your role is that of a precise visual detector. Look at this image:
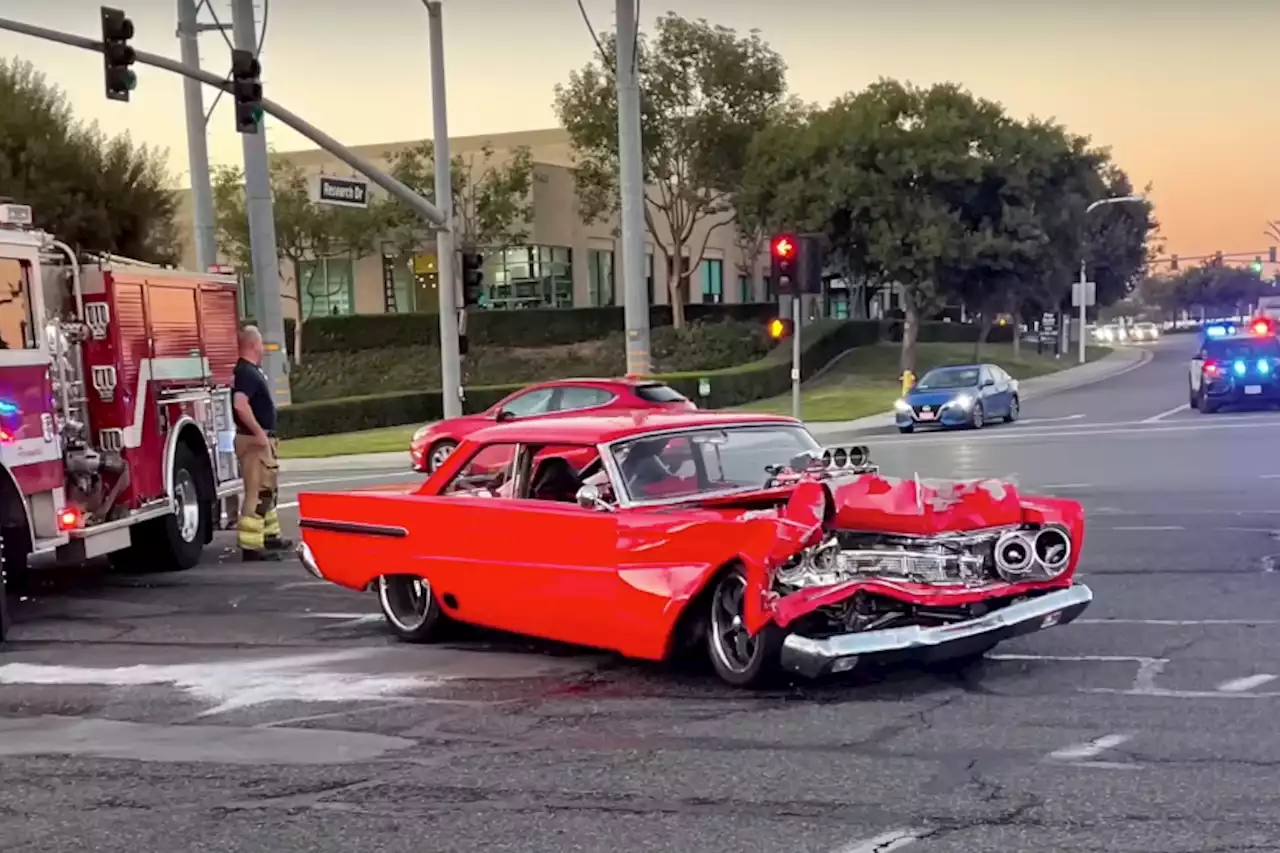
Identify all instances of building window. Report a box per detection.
[0,259,35,349]
[701,259,724,304]
[588,249,614,306]
[485,245,573,309]
[297,256,355,319]
[238,271,255,320]
[739,274,753,304]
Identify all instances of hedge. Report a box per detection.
[277,319,880,438]
[276,303,782,355]
[275,318,1017,438]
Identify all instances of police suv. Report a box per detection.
[1189,318,1280,414]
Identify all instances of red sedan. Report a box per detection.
[409,377,696,472]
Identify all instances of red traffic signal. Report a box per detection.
[771,235,796,260]
[767,317,794,340]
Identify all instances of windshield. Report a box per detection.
[916,366,980,390]
[610,424,820,503]
[1205,337,1280,359]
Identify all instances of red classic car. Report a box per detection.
[297,411,1092,687]
[409,377,696,472]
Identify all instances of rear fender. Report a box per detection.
[298,491,419,591]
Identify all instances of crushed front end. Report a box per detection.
[752,454,1092,679]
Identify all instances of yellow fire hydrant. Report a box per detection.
[900,369,915,396]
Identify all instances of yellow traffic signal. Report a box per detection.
[767,317,794,340]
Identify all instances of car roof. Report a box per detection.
[522,376,673,391]
[463,410,803,447]
[922,363,987,372]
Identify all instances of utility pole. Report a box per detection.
[615,0,650,375]
[176,0,217,273]
[229,0,290,405]
[425,1,461,419]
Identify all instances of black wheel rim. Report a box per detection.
[974,404,984,426]
[710,574,757,673]
[378,575,431,632]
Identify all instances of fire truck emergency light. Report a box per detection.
[58,506,84,531]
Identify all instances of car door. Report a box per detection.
[1190,347,1207,394]
[977,366,1002,416]
[991,366,1015,415]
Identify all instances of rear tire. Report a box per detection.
[971,402,985,429]
[377,575,447,642]
[1004,395,1020,423]
[706,568,783,688]
[113,443,210,573]
[1189,384,1198,409]
[1199,392,1218,415]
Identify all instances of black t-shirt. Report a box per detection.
[233,358,276,434]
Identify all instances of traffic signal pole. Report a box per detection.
[176,0,217,274]
[229,0,290,406]
[425,0,462,419]
[791,292,802,419]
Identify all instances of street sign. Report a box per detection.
[312,175,369,208]
[1071,280,1096,308]
[698,377,711,398]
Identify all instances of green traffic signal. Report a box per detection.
[1253,257,1264,274]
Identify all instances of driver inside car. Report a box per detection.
[619,438,677,498]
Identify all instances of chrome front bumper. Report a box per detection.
[296,541,323,579]
[778,582,1093,679]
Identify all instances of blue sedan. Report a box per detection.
[893,363,1020,433]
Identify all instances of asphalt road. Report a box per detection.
[7,334,1280,853]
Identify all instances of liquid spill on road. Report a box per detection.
[0,650,438,715]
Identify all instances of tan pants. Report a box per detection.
[235,434,280,551]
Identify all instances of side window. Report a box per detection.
[501,388,555,418]
[442,443,517,496]
[0,259,35,350]
[979,367,993,385]
[556,386,614,412]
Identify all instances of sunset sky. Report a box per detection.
[2,0,1276,267]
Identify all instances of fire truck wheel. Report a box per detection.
[113,443,211,573]
[0,529,8,643]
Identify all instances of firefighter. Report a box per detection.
[231,325,291,561]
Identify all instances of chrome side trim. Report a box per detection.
[298,518,408,538]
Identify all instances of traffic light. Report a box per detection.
[461,252,484,307]
[1214,251,1224,268]
[230,49,264,134]
[1271,246,1277,264]
[770,234,798,293]
[766,317,794,341]
[101,7,136,102]
[1253,256,1264,275]
[1170,255,1179,271]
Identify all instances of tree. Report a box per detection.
[378,141,537,269]
[553,14,788,326]
[211,157,383,362]
[0,58,180,263]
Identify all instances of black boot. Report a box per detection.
[242,548,283,562]
[264,536,294,551]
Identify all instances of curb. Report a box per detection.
[279,347,1149,472]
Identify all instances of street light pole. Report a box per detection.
[615,0,650,376]
[425,0,462,420]
[1080,194,1146,364]
[176,0,217,273]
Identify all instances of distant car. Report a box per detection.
[894,364,1020,433]
[1094,324,1128,343]
[296,411,1091,687]
[1189,318,1280,413]
[409,377,697,472]
[1128,322,1160,342]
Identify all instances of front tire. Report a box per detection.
[1199,391,1219,414]
[377,574,447,642]
[426,440,457,473]
[897,424,914,434]
[971,401,985,429]
[706,568,782,688]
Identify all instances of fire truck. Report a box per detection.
[0,202,244,641]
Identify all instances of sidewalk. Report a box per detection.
[279,346,1149,473]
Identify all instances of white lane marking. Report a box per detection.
[832,828,931,853]
[1217,674,1278,693]
[861,415,1280,447]
[300,612,381,629]
[1084,686,1280,700]
[1077,618,1280,626]
[0,651,438,716]
[278,472,421,490]
[1142,403,1190,423]
[1259,474,1280,480]
[278,500,299,511]
[1017,414,1086,425]
[275,580,330,590]
[1048,733,1132,761]
[990,653,1162,664]
[1107,525,1184,531]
